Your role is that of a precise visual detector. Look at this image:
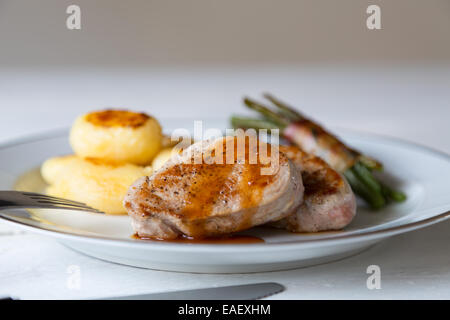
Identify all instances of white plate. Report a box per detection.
[1,120,450,273]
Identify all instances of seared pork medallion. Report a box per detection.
[124,136,304,240]
[270,146,356,232]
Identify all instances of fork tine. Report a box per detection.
[22,192,91,206]
[21,192,104,214]
[39,202,104,214]
[35,197,88,207]
[37,200,93,209]
[43,204,104,214]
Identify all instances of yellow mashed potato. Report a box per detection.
[70,109,162,165]
[151,148,178,171]
[41,155,152,215]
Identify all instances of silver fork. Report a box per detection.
[0,191,103,214]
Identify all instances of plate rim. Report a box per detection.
[1,127,450,251]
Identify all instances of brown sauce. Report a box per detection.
[85,109,150,128]
[131,233,264,244]
[140,136,280,222]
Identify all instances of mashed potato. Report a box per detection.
[41,155,152,215]
[151,148,178,171]
[70,110,162,165]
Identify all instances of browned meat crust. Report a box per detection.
[270,145,356,232]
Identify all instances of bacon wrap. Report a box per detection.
[283,119,359,172]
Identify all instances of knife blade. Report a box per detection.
[103,282,284,300]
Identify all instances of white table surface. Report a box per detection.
[0,65,449,299]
